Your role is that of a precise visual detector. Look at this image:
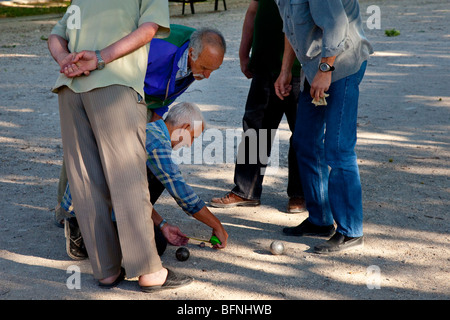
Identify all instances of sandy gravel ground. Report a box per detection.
[0,0,449,302]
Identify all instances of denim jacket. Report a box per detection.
[276,0,373,84]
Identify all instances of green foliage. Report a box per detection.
[385,28,401,37]
[0,2,69,18]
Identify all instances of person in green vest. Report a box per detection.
[144,24,226,122]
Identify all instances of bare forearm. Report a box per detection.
[61,22,160,77]
[100,22,159,64]
[151,208,164,227]
[48,34,70,65]
[320,56,336,66]
[274,36,296,100]
[239,1,258,60]
[192,206,222,230]
[280,35,296,74]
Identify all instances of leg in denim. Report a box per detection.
[294,62,367,236]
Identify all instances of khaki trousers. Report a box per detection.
[58,85,162,279]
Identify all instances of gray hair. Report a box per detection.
[189,27,226,61]
[165,102,205,131]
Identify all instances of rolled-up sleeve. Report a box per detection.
[139,0,171,38]
[309,0,349,57]
[50,10,69,40]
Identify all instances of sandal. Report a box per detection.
[98,267,126,289]
[140,268,193,292]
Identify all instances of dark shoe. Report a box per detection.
[64,217,88,260]
[140,269,193,293]
[210,192,260,208]
[314,232,364,254]
[283,219,335,237]
[99,267,126,289]
[287,197,307,213]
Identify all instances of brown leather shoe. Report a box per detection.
[287,197,306,213]
[210,192,260,208]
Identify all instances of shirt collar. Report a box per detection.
[176,48,191,80]
[154,119,171,141]
[147,119,171,146]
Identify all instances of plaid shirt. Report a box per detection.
[61,120,205,217]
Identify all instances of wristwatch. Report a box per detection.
[95,50,105,70]
[319,62,335,72]
[158,219,167,230]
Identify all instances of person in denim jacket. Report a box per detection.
[274,0,374,253]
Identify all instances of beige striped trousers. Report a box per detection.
[58,85,162,279]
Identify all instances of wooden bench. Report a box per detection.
[169,0,227,15]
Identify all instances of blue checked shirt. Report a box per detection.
[61,120,205,217]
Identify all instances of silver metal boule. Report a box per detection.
[270,240,284,255]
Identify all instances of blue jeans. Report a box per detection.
[294,61,367,237]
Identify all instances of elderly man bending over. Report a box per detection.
[62,103,228,265]
[145,24,226,121]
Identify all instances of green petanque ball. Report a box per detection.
[210,235,221,245]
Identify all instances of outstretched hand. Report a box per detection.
[161,223,189,246]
